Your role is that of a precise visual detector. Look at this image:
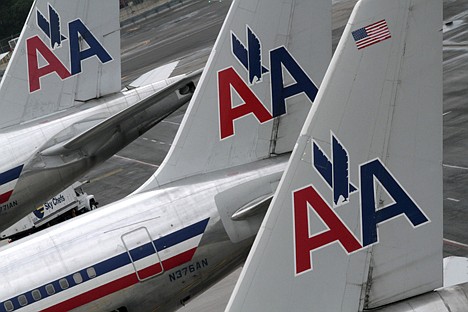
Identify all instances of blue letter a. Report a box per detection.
[69,19,113,75]
[270,47,318,117]
[360,159,429,246]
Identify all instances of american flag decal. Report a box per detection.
[352,20,391,50]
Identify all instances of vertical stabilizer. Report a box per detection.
[227,0,442,311]
[136,0,331,190]
[0,0,120,128]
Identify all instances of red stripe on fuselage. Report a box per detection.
[0,190,13,204]
[41,248,197,312]
[138,262,163,280]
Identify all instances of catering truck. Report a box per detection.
[0,181,98,241]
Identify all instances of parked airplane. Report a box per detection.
[0,0,332,310]
[0,0,200,231]
[226,0,468,311]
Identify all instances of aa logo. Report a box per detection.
[217,26,318,140]
[293,133,430,275]
[26,4,113,93]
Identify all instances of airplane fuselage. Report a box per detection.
[0,76,193,231]
[0,155,287,312]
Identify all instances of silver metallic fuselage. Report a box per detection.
[0,155,288,311]
[0,76,192,231]
[373,283,468,311]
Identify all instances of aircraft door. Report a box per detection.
[121,227,164,282]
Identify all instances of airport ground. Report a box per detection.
[1,0,466,310]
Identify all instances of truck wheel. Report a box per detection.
[90,199,98,210]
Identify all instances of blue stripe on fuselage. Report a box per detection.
[0,165,23,186]
[0,218,210,312]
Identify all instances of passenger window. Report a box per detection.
[59,278,69,290]
[32,289,41,301]
[46,284,55,295]
[87,267,96,279]
[4,300,14,312]
[18,294,27,306]
[73,272,83,284]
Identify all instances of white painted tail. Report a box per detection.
[0,0,121,128]
[136,0,332,191]
[227,0,442,311]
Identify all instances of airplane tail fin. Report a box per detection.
[136,0,331,190]
[0,0,121,128]
[226,0,442,311]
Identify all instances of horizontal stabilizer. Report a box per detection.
[127,61,180,89]
[373,283,468,311]
[41,70,201,157]
[231,194,273,221]
[444,257,468,288]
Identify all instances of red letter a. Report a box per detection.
[218,67,272,139]
[27,36,71,92]
[293,186,362,275]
